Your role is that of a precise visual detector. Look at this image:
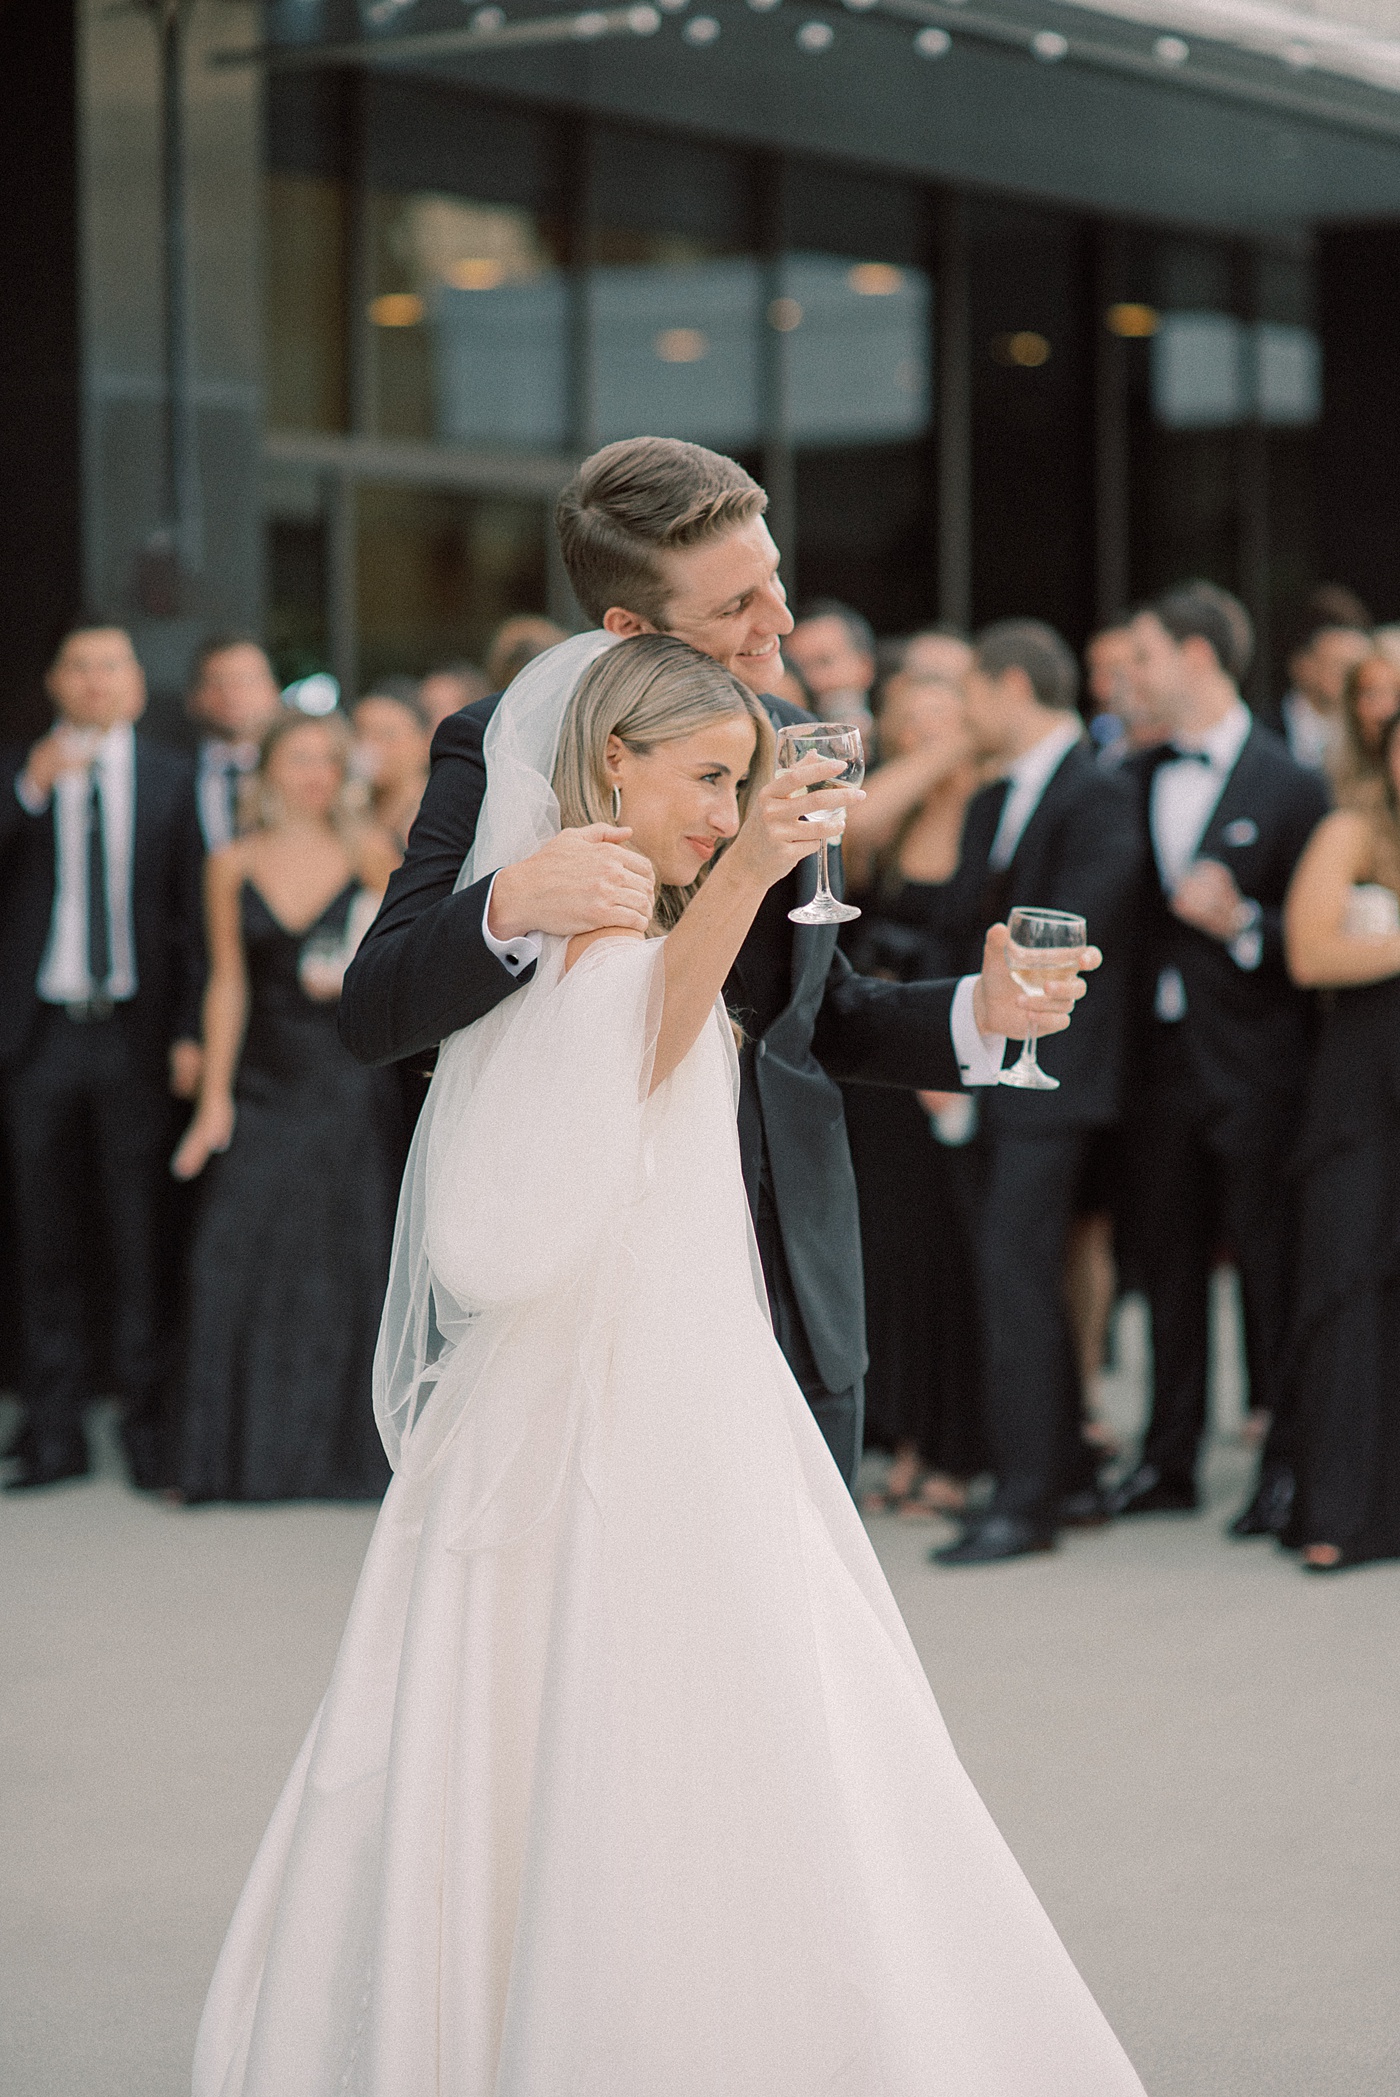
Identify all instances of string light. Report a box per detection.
[1154,35,1189,65]
[627,3,661,25]
[796,19,834,50]
[683,13,720,39]
[1030,29,1068,61]
[470,6,504,28]
[914,26,950,56]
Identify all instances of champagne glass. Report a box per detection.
[775,722,865,926]
[998,906,1087,1091]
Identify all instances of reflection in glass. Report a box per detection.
[779,254,931,447]
[1151,313,1321,430]
[263,466,329,684]
[591,236,763,448]
[371,194,568,447]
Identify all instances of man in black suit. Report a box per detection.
[0,622,205,1489]
[931,622,1145,1565]
[340,438,1095,1489]
[1109,582,1329,1528]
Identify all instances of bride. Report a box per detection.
[195,632,1146,2097]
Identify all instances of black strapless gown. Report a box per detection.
[841,882,985,1478]
[1287,975,1400,1564]
[178,884,398,1502]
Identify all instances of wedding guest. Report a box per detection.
[785,600,877,730]
[933,621,1144,1565]
[1279,585,1371,775]
[1084,616,1135,758]
[418,661,491,734]
[352,680,432,854]
[172,712,400,1502]
[1330,648,1400,812]
[841,643,986,1515]
[0,620,204,1489]
[485,615,568,693]
[1111,582,1329,1531]
[1280,714,1400,1570]
[186,634,283,852]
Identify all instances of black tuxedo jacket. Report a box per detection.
[1124,722,1329,1152]
[0,735,206,1070]
[340,693,967,1393]
[946,738,1145,1133]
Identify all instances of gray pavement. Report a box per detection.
[2,1301,1398,2097]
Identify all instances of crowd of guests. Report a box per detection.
[3,579,1399,1578]
[806,580,1400,1575]
[0,614,564,1506]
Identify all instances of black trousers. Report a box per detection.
[1124,1061,1294,1491]
[754,1169,864,1491]
[977,1128,1101,1526]
[3,1007,176,1465]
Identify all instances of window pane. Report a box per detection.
[355,484,547,683]
[369,193,569,447]
[265,173,349,433]
[590,239,763,450]
[779,254,930,447]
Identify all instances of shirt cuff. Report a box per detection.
[950,973,1006,1086]
[1227,901,1263,972]
[14,771,49,816]
[481,871,543,978]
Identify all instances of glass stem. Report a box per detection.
[1020,1014,1041,1072]
[815,835,834,903]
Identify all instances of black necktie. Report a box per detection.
[87,769,111,992]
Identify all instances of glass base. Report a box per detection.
[999,1058,1059,1090]
[788,897,861,925]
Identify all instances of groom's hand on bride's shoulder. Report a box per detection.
[488,825,656,941]
[972,922,1101,1042]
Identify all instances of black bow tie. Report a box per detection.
[1158,744,1212,766]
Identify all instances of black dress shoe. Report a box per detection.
[1227,1469,1295,1539]
[931,1515,1055,1566]
[4,1440,90,1491]
[121,1419,171,1493]
[1105,1463,1197,1516]
[1058,1486,1113,1528]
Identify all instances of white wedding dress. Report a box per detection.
[194,929,1147,2097]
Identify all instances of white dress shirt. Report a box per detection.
[1280,691,1338,776]
[478,878,1007,1083]
[989,717,1084,871]
[197,737,260,851]
[1149,699,1261,1018]
[18,722,139,1005]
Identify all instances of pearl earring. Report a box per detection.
[611,785,622,823]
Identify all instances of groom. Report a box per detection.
[341,438,1091,1488]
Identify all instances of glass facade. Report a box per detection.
[260,72,1320,698]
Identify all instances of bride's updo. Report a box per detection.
[554,634,775,930]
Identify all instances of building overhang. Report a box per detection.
[222,0,1400,237]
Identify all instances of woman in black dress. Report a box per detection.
[841,643,987,1515]
[1282,712,1400,1570]
[173,712,401,1502]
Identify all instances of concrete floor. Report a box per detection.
[2,1298,1398,2096]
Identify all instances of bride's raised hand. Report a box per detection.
[724,754,864,896]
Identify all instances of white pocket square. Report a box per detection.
[1222,818,1258,847]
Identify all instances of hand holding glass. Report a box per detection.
[774,723,865,926]
[999,907,1088,1091]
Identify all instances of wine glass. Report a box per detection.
[998,906,1087,1091]
[774,722,865,926]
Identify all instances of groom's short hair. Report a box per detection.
[557,438,767,627]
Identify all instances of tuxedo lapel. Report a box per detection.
[1194,726,1266,860]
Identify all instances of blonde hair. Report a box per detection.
[555,438,767,628]
[244,708,368,840]
[553,635,774,931]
